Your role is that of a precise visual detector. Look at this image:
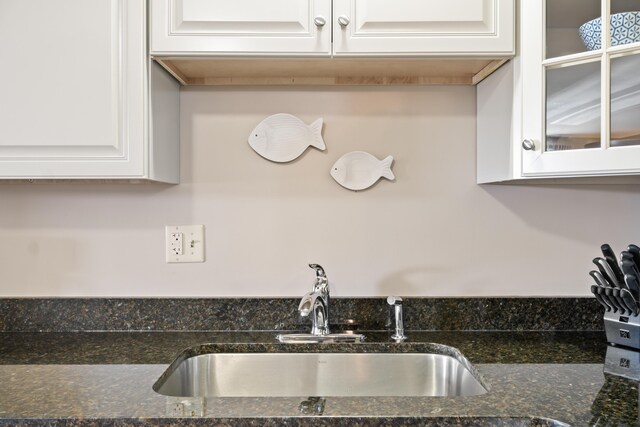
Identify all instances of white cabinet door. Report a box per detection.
[477,0,640,183]
[332,0,514,56]
[0,0,178,182]
[150,0,332,56]
[0,0,148,179]
[521,0,640,177]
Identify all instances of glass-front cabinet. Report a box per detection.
[521,0,640,177]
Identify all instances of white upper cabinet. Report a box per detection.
[150,0,514,86]
[0,0,179,182]
[333,0,514,56]
[150,0,332,55]
[151,0,514,56]
[151,0,513,57]
[477,0,640,183]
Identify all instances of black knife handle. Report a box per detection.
[621,251,634,262]
[602,244,625,283]
[620,288,639,316]
[593,257,620,288]
[611,288,631,315]
[621,259,640,284]
[624,273,640,302]
[628,244,640,270]
[601,286,619,313]
[589,270,610,288]
[591,284,611,312]
[621,259,635,275]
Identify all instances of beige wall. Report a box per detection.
[0,85,638,297]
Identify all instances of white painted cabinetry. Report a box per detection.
[150,0,514,86]
[332,0,514,56]
[0,0,180,182]
[151,0,513,57]
[478,0,640,183]
[150,0,332,56]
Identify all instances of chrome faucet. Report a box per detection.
[276,264,365,343]
[298,264,330,336]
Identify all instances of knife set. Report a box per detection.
[590,244,640,350]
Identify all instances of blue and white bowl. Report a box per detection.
[579,12,640,50]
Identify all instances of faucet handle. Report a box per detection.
[387,296,403,305]
[309,264,328,292]
[309,264,326,278]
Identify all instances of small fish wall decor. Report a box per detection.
[248,113,325,163]
[330,151,395,191]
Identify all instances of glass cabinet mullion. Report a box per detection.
[601,0,610,150]
[602,52,611,149]
[608,0,640,149]
[602,0,611,50]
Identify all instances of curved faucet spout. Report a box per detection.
[298,292,314,316]
[298,292,329,335]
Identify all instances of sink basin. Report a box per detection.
[153,351,488,398]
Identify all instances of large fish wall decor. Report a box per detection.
[248,113,325,163]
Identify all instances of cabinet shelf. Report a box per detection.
[153,57,508,86]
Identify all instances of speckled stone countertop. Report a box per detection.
[0,330,635,427]
[0,298,629,426]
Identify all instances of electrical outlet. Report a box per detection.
[165,225,205,263]
[169,232,183,256]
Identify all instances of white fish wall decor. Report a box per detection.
[330,151,395,191]
[248,113,326,163]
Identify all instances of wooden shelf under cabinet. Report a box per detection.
[153,57,508,86]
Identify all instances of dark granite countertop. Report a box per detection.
[0,330,635,426]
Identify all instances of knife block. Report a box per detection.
[604,344,640,380]
[604,311,640,350]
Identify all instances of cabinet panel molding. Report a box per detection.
[333,0,514,56]
[170,0,313,34]
[152,0,332,55]
[0,0,179,182]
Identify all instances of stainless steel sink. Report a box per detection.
[153,351,488,398]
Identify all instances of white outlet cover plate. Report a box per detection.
[165,225,205,263]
